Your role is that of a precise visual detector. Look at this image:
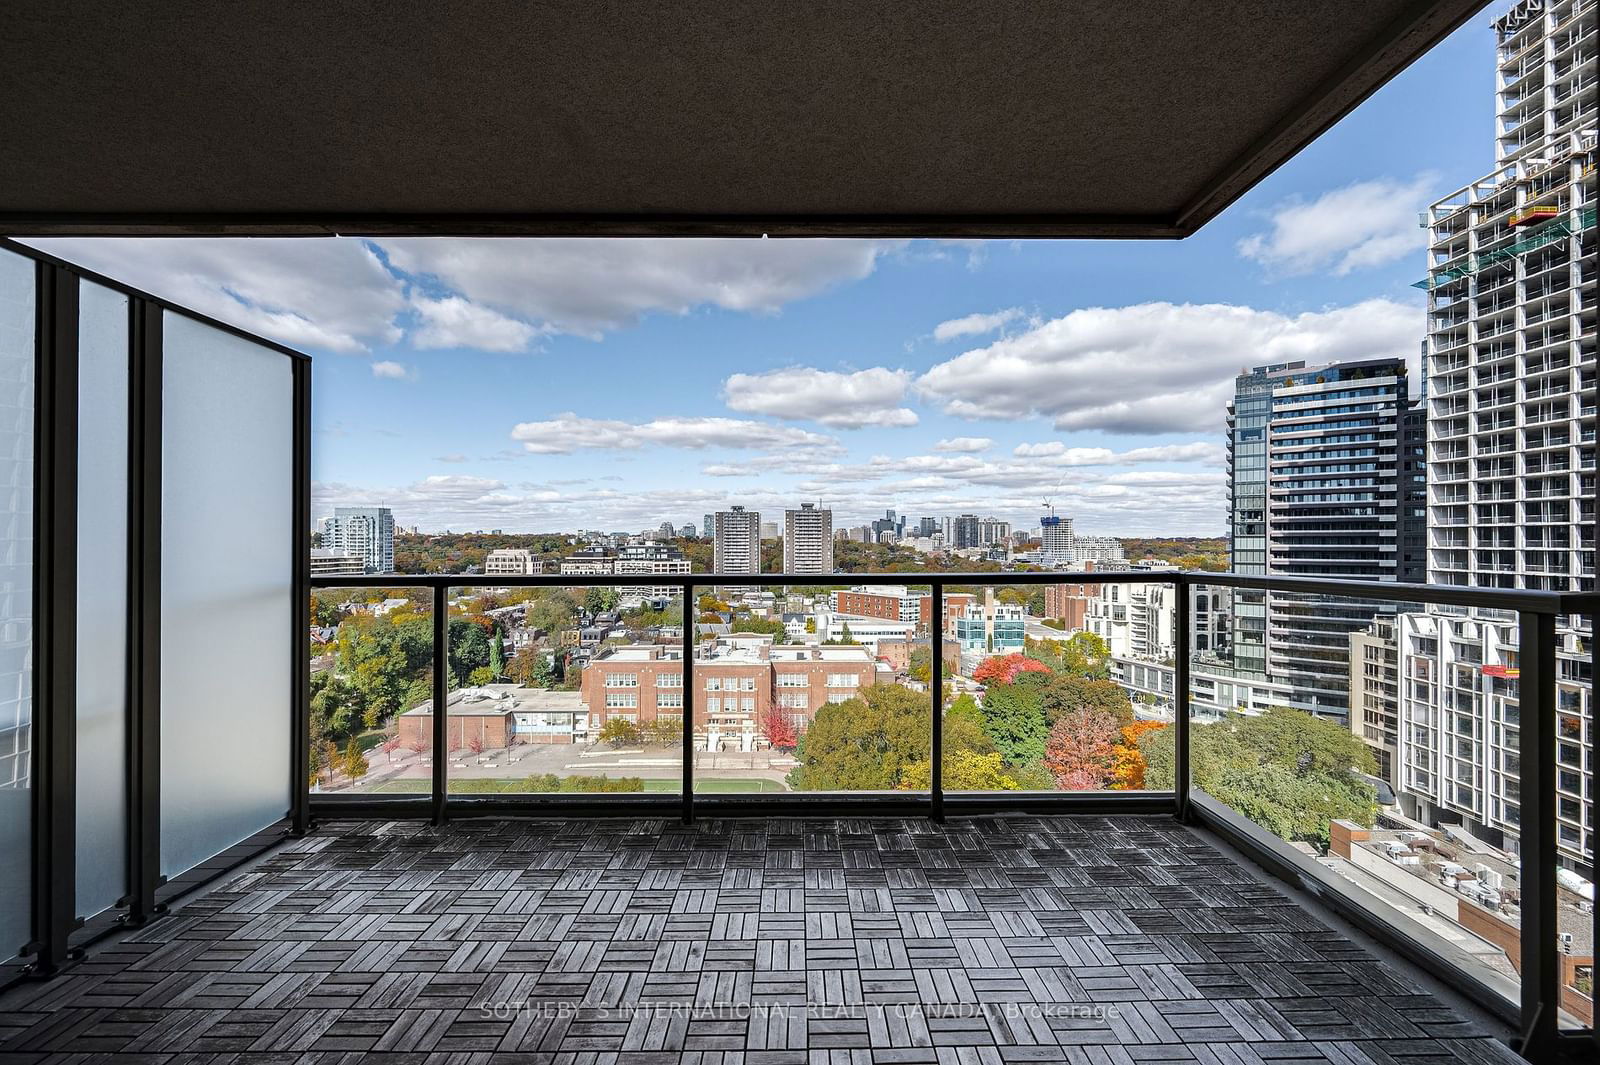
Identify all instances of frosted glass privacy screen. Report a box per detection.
[160,313,293,878]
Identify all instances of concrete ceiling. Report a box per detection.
[1,1,1488,237]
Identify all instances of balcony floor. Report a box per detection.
[0,815,1520,1063]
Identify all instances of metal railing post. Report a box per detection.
[1173,578,1191,821]
[30,262,79,974]
[1516,608,1557,1059]
[930,582,944,821]
[289,359,310,836]
[431,585,448,825]
[681,580,694,823]
[125,296,163,927]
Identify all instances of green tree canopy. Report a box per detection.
[978,672,1051,765]
[788,685,930,791]
[1143,706,1379,849]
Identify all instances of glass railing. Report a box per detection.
[307,584,437,798]
[302,568,1592,1050]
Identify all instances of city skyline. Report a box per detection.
[12,14,1502,536]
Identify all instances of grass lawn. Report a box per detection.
[651,778,785,793]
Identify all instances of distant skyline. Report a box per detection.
[24,13,1500,536]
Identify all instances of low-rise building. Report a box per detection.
[310,549,365,576]
[951,588,1025,656]
[397,685,588,749]
[484,548,543,576]
[1043,580,1099,630]
[579,635,879,750]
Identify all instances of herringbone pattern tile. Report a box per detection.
[0,816,1520,1063]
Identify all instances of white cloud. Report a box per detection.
[23,237,902,355]
[24,238,405,353]
[511,413,838,455]
[1237,176,1435,276]
[408,294,543,352]
[721,366,917,428]
[380,238,901,339]
[932,308,1024,342]
[1013,441,1223,464]
[370,360,414,380]
[932,437,993,453]
[917,298,1418,433]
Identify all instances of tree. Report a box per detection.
[584,587,619,614]
[1142,706,1379,849]
[380,735,404,763]
[645,716,681,747]
[343,738,369,782]
[1108,721,1165,789]
[527,592,578,636]
[943,695,994,755]
[978,672,1051,765]
[823,623,858,646]
[973,653,1050,686]
[1042,709,1119,790]
[908,645,932,684]
[468,666,497,687]
[1060,632,1111,678]
[731,617,787,639]
[759,705,798,750]
[599,717,642,748]
[804,617,817,634]
[447,617,493,682]
[507,644,548,687]
[1039,671,1133,726]
[467,735,485,756]
[788,685,930,791]
[489,630,506,679]
[901,750,1021,791]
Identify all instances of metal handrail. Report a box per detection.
[309,568,1570,614]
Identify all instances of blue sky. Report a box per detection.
[32,11,1502,537]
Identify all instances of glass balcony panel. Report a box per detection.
[696,582,927,796]
[1189,585,1542,1018]
[446,585,685,795]
[0,249,34,969]
[75,281,128,919]
[160,313,293,879]
[308,585,435,797]
[947,579,1174,794]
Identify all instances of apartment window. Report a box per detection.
[740,677,756,692]
[657,691,684,709]
[826,673,860,688]
[776,674,808,688]
[605,673,638,688]
[606,711,638,723]
[605,693,639,709]
[706,697,721,713]
[656,673,681,688]
[706,677,722,691]
[778,693,808,710]
[741,697,755,711]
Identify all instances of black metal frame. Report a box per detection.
[3,238,312,985]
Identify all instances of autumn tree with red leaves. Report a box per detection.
[973,653,1051,686]
[1042,708,1120,790]
[760,705,798,750]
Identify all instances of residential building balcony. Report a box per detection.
[1,3,1595,1061]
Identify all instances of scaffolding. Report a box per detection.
[1412,205,1596,290]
